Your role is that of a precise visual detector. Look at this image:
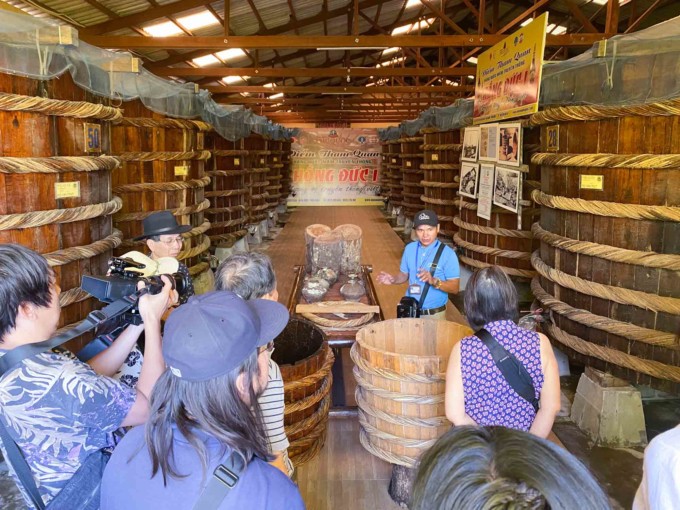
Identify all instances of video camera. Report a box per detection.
[81,256,190,332]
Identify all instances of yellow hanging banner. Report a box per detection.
[473,13,548,124]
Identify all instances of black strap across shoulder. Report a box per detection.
[192,451,248,510]
[474,328,540,413]
[418,242,447,309]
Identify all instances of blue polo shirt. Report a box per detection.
[400,240,460,310]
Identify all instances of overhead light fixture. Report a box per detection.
[316,47,388,51]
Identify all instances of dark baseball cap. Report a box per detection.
[413,209,439,228]
[162,290,289,381]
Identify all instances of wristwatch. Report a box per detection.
[434,277,443,290]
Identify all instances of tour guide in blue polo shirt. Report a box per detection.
[377,209,460,319]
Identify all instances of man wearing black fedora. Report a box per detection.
[134,211,195,304]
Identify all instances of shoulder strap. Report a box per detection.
[192,451,248,510]
[474,328,539,413]
[0,419,45,510]
[418,242,447,308]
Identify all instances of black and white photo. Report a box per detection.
[479,124,498,162]
[462,127,480,162]
[459,162,479,199]
[493,166,521,212]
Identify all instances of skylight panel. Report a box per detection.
[548,24,567,35]
[193,54,220,67]
[144,21,183,37]
[215,48,247,61]
[270,93,284,99]
[391,18,435,36]
[177,11,220,31]
[467,57,478,64]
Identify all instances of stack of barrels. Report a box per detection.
[205,134,248,248]
[266,139,284,213]
[420,128,462,240]
[111,100,213,292]
[530,102,680,394]
[399,135,425,229]
[454,126,540,282]
[280,139,292,205]
[0,72,122,351]
[244,133,270,229]
[380,140,392,205]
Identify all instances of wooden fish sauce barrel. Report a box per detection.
[530,101,680,394]
[353,319,471,467]
[272,319,334,466]
[244,133,270,225]
[400,136,425,224]
[454,126,541,280]
[266,139,284,211]
[333,223,363,275]
[280,140,292,204]
[420,128,461,239]
[380,141,391,203]
[0,73,123,351]
[110,101,213,289]
[386,141,402,214]
[205,134,248,247]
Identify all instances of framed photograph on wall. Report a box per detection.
[479,123,498,162]
[497,123,522,167]
[477,164,495,221]
[462,127,480,162]
[493,166,522,213]
[459,162,479,199]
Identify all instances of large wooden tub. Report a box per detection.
[530,101,680,394]
[353,318,471,467]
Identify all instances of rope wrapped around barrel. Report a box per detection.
[529,97,680,126]
[117,150,211,162]
[421,144,462,151]
[421,163,459,170]
[210,217,247,229]
[458,255,536,279]
[207,169,248,177]
[0,92,122,120]
[532,152,680,169]
[352,367,444,404]
[205,189,247,198]
[206,205,247,215]
[211,149,249,156]
[289,419,328,465]
[0,156,120,174]
[359,426,418,468]
[209,229,248,245]
[113,176,211,194]
[0,197,122,231]
[283,346,335,395]
[45,230,123,267]
[284,374,333,416]
[114,199,210,223]
[355,388,448,428]
[350,343,444,384]
[453,234,532,261]
[177,234,211,261]
[285,393,331,441]
[114,117,212,131]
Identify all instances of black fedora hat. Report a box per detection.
[133,211,192,241]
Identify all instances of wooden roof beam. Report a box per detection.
[153,66,476,77]
[85,33,606,49]
[205,84,471,93]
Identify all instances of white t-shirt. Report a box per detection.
[634,424,680,510]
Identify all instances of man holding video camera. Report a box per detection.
[0,244,174,509]
[377,210,460,320]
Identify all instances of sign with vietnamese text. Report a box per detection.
[288,128,382,206]
[473,13,548,124]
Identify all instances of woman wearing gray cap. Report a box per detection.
[100,291,305,510]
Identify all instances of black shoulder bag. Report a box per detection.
[396,243,446,318]
[191,452,247,510]
[474,328,540,413]
[0,291,148,510]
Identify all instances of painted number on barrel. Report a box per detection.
[84,123,101,153]
[546,125,559,152]
[432,154,439,161]
[55,181,81,199]
[175,165,189,177]
[580,175,604,190]
[234,158,240,166]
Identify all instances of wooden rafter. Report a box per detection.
[205,84,473,93]
[153,66,476,77]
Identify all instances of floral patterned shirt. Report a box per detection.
[460,320,544,431]
[0,350,135,508]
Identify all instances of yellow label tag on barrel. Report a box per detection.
[55,181,80,199]
[406,161,412,167]
[260,158,265,164]
[174,165,189,177]
[432,154,439,161]
[580,175,604,190]
[546,125,559,152]
[234,158,240,166]
[273,157,278,162]
[84,123,101,153]
[391,158,396,163]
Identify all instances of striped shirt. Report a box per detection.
[258,360,293,475]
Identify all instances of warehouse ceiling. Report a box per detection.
[5,0,680,124]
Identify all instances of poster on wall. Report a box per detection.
[459,163,479,199]
[477,163,495,220]
[479,124,498,162]
[288,128,383,206]
[493,166,522,213]
[497,123,522,167]
[473,13,548,124]
[462,127,480,162]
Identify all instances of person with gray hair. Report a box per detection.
[215,252,291,477]
[412,426,611,510]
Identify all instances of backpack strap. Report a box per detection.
[418,242,447,309]
[0,419,46,510]
[192,451,248,510]
[474,328,540,413]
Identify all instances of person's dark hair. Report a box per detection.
[0,244,54,341]
[464,266,518,331]
[142,351,269,485]
[412,426,611,510]
[214,252,276,300]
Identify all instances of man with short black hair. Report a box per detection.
[0,243,173,508]
[377,209,460,320]
[100,291,305,510]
